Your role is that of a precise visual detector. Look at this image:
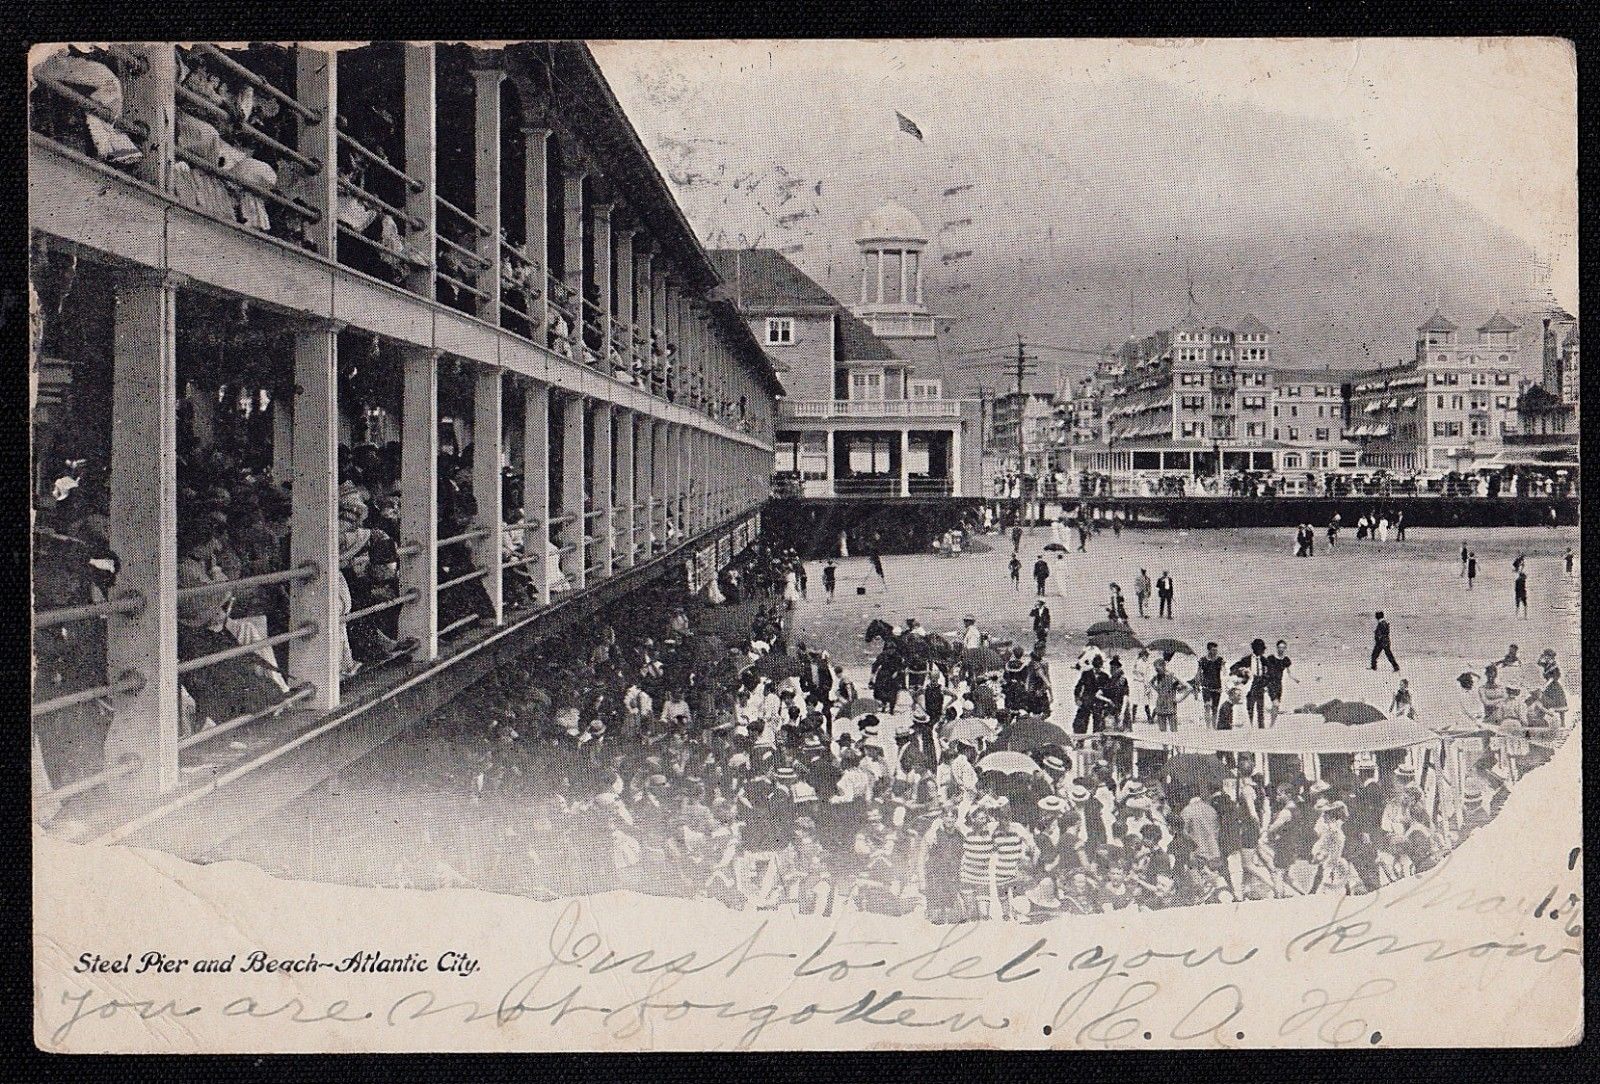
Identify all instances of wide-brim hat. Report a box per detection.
[1041,754,1067,774]
[1038,795,1067,814]
[1067,784,1091,803]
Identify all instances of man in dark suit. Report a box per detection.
[1073,655,1108,734]
[1030,600,1052,647]
[1155,570,1175,619]
[1370,611,1399,671]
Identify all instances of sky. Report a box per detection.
[592,38,1577,381]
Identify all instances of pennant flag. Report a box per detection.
[895,111,924,140]
[942,183,973,197]
[941,250,973,264]
[941,217,972,231]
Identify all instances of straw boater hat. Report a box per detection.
[1067,783,1091,803]
[1038,795,1067,814]
[1393,765,1419,782]
[1308,781,1333,797]
[774,765,798,783]
[1041,754,1067,775]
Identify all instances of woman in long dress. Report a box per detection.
[782,569,801,608]
[1127,649,1155,726]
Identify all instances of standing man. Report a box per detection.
[1073,655,1108,735]
[1394,511,1406,542]
[1370,611,1399,672]
[1011,522,1024,554]
[1460,542,1470,577]
[1263,639,1296,723]
[1134,568,1152,618]
[1466,551,1478,590]
[1235,638,1270,729]
[870,548,887,591]
[1076,514,1090,553]
[1033,555,1051,597]
[1564,547,1574,576]
[961,614,984,651]
[1195,641,1225,726]
[1008,552,1022,591]
[1150,656,1189,734]
[1513,567,1529,618]
[1155,569,1175,620]
[822,558,837,602]
[1030,600,1052,648]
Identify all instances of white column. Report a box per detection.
[561,394,586,590]
[295,46,338,258]
[472,366,504,625]
[592,404,613,577]
[616,229,636,366]
[593,203,614,367]
[472,66,504,323]
[615,409,635,568]
[634,416,651,557]
[398,347,440,660]
[860,250,870,305]
[522,381,551,606]
[950,423,963,497]
[876,249,885,304]
[652,420,668,544]
[522,127,551,339]
[900,428,911,496]
[824,429,835,497]
[104,270,179,797]
[900,249,910,307]
[402,44,437,296]
[287,320,343,712]
[271,396,294,481]
[125,45,175,192]
[563,171,586,327]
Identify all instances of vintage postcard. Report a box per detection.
[29,37,1580,1051]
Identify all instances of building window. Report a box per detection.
[1243,395,1267,409]
[1445,372,1459,385]
[765,317,795,345]
[1181,394,1206,409]
[1494,372,1510,385]
[1437,395,1445,408]
[1181,421,1205,438]
[1494,395,1512,409]
[1469,418,1489,437]
[1433,421,1462,438]
[1180,372,1204,386]
[1246,422,1267,438]
[850,369,884,400]
[908,379,942,400]
[1288,404,1297,417]
[1315,428,1330,441]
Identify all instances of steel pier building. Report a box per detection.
[29,42,781,841]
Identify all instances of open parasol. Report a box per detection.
[1044,542,1069,553]
[976,750,1048,776]
[942,716,998,744]
[1001,717,1072,752]
[749,651,806,680]
[1145,637,1194,656]
[1085,619,1132,636]
[843,696,883,718]
[1320,700,1387,726]
[1088,627,1143,651]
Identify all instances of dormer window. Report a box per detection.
[765,317,795,345]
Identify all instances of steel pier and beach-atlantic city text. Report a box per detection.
[75,951,482,978]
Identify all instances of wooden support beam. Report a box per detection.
[287,319,344,711]
[473,365,504,624]
[402,43,437,296]
[522,380,551,605]
[560,393,586,591]
[472,67,504,323]
[614,408,635,568]
[522,127,551,337]
[295,46,338,258]
[398,347,440,659]
[105,269,180,797]
[590,402,613,578]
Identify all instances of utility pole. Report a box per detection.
[1015,334,1038,523]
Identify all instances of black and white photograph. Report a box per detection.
[28,36,1581,1051]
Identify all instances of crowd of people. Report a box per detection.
[297,539,1568,922]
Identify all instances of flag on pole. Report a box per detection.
[895,111,924,140]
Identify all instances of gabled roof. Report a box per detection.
[706,248,839,312]
[1519,383,1564,411]
[835,310,898,362]
[1563,322,1580,347]
[1234,313,1271,336]
[1478,311,1520,333]
[1207,324,1234,338]
[1173,311,1207,335]
[1419,310,1458,333]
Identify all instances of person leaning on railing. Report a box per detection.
[176,517,292,733]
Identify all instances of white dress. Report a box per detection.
[783,571,801,604]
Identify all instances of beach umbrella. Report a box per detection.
[1165,654,1199,682]
[1162,752,1225,790]
[1085,620,1132,636]
[1001,717,1072,752]
[1044,542,1068,553]
[1088,627,1143,651]
[843,696,882,718]
[1321,700,1387,726]
[977,750,1047,776]
[961,645,1006,672]
[942,716,998,744]
[1145,637,1194,656]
